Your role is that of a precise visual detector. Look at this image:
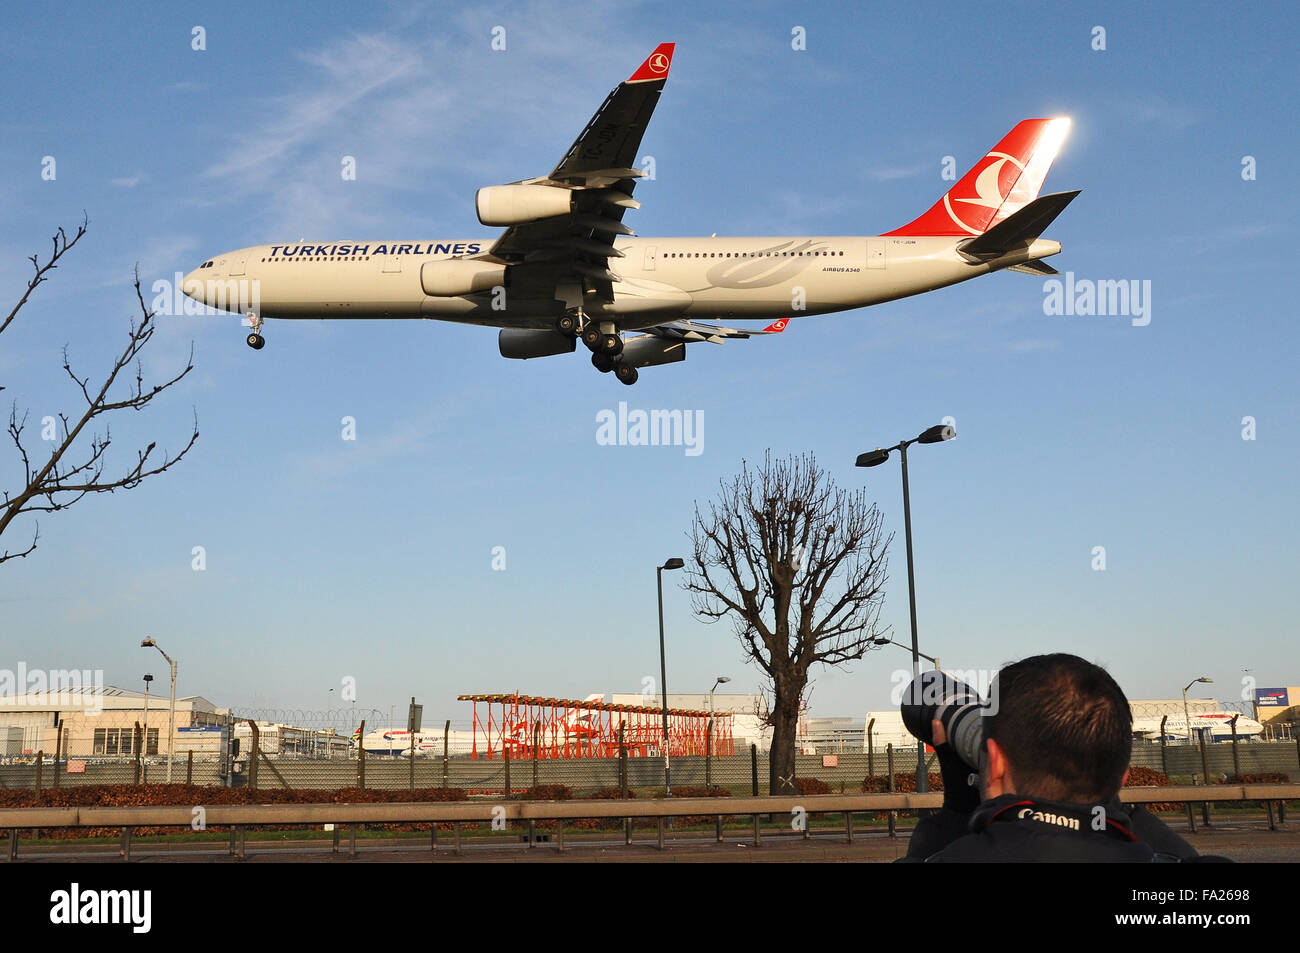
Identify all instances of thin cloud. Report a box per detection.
[1115,93,1200,131]
[201,34,423,187]
[196,15,645,237]
[865,161,931,182]
[289,397,472,481]
[1008,338,1060,353]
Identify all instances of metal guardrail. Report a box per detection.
[4,785,1297,860]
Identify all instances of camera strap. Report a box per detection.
[973,795,1138,841]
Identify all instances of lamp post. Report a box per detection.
[857,423,955,794]
[142,674,153,763]
[871,637,940,672]
[657,557,685,794]
[707,676,730,788]
[141,637,178,782]
[708,676,731,720]
[1183,676,1213,747]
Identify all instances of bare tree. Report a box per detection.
[687,452,892,794]
[1,219,199,563]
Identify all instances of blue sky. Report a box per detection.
[1,0,1296,730]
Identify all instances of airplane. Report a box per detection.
[1132,711,1265,742]
[356,727,473,757]
[182,43,1078,385]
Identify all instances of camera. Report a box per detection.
[899,670,986,769]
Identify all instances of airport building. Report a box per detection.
[618,695,864,754]
[231,721,350,758]
[861,696,1271,754]
[0,685,226,758]
[1254,687,1298,740]
[0,687,352,761]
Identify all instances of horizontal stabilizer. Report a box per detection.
[958,190,1081,261]
[1006,260,1059,276]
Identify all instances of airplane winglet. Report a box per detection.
[761,318,789,333]
[627,43,675,84]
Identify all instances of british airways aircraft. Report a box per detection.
[182,43,1078,385]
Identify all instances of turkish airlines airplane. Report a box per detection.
[182,43,1078,385]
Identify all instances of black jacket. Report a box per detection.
[901,794,1186,863]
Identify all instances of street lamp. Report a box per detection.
[657,557,685,794]
[142,674,154,764]
[707,676,730,788]
[141,637,178,782]
[871,637,940,672]
[1183,676,1213,747]
[709,676,731,716]
[856,422,956,794]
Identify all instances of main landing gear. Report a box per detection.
[589,351,638,384]
[245,312,266,350]
[564,310,638,385]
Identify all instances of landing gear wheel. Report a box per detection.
[615,363,639,386]
[555,313,578,336]
[581,325,604,351]
[602,334,623,355]
[592,352,616,373]
[246,332,265,350]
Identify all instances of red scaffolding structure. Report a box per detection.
[457,693,735,760]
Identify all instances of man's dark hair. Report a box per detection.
[983,653,1132,803]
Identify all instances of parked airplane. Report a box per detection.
[356,728,473,757]
[183,43,1078,384]
[1132,711,1265,742]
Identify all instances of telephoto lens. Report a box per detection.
[899,671,986,769]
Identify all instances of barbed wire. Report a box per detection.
[226,708,476,732]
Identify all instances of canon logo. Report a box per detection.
[1017,807,1081,831]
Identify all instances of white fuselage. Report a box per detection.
[183,234,1060,330]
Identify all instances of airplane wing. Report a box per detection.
[484,43,675,305]
[639,317,790,345]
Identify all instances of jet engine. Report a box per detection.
[619,335,685,368]
[476,184,574,226]
[421,259,507,297]
[498,328,578,360]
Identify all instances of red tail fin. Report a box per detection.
[885,118,1072,237]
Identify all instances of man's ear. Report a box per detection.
[1120,767,1130,788]
[984,737,1010,797]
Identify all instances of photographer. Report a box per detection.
[899,653,1203,863]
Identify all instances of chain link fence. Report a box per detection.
[3,727,1296,795]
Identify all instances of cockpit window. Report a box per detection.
[201,260,214,268]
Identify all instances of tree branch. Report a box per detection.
[1,225,199,564]
[0,215,88,343]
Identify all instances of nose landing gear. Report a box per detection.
[244,312,265,350]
